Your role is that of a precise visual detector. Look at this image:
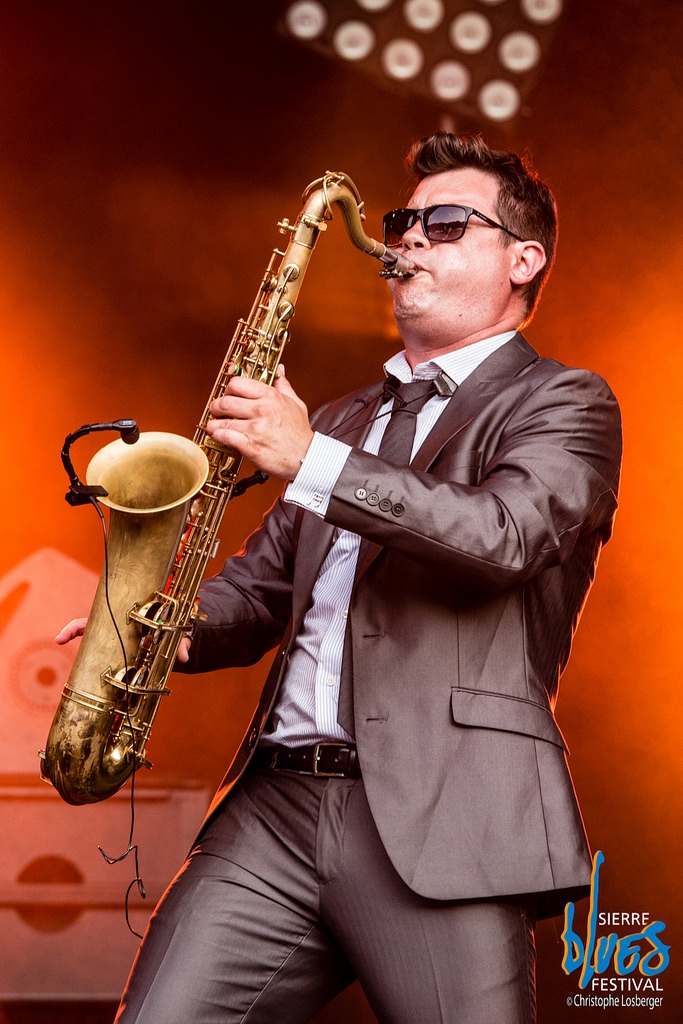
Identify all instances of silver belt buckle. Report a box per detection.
[312,742,348,778]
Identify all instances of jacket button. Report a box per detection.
[366,492,380,506]
[354,487,368,500]
[379,498,392,512]
[247,728,258,748]
[392,503,405,517]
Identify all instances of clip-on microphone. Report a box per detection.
[61,419,140,507]
[381,371,458,406]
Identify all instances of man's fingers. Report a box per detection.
[272,369,298,400]
[55,618,88,645]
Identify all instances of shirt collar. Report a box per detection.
[384,330,518,387]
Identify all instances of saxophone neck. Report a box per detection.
[305,172,416,278]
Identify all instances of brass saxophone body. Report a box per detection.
[40,172,414,805]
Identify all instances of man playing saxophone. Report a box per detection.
[59,132,621,1023]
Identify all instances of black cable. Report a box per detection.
[328,370,457,443]
[89,496,147,939]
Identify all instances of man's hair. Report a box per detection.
[406,132,557,317]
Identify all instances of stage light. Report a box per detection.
[381,38,424,79]
[430,59,470,101]
[478,79,521,120]
[278,0,568,126]
[521,0,563,25]
[498,30,541,72]
[356,0,394,10]
[403,0,445,33]
[333,20,376,60]
[285,0,328,40]
[449,12,492,54]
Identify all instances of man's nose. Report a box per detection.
[401,219,430,249]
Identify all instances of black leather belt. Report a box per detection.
[252,742,361,778]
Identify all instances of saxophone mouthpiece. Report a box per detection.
[378,249,417,279]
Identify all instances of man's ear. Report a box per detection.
[509,240,546,287]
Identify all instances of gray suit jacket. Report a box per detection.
[182,334,622,918]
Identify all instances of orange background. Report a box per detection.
[0,1,681,1020]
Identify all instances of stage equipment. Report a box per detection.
[279,0,566,125]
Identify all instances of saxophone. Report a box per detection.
[40,172,414,805]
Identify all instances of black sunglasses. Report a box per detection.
[382,204,524,248]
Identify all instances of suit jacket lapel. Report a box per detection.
[412,333,539,471]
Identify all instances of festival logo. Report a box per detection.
[561,850,670,1010]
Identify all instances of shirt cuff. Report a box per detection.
[284,432,352,516]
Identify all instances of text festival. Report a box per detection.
[561,850,670,991]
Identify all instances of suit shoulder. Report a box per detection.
[521,353,620,407]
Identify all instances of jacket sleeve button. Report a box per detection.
[366,492,380,506]
[354,487,368,500]
[392,502,405,517]
[379,498,393,512]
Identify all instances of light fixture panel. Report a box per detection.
[278,0,567,125]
